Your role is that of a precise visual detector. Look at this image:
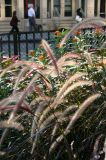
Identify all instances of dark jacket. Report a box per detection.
[76,8,83,18]
[10,15,19,27]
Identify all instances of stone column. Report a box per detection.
[97,0,100,17]
[74,0,82,17]
[75,0,80,11]
[16,0,24,18]
[61,0,64,17]
[13,0,17,11]
[16,0,24,30]
[86,0,95,17]
[40,0,47,30]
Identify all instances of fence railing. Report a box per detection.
[0,30,55,59]
[0,27,106,59]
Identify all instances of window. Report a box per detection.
[24,0,40,18]
[81,0,85,12]
[100,0,105,17]
[94,0,98,16]
[64,0,72,16]
[94,0,106,18]
[47,0,51,18]
[0,2,1,17]
[35,0,40,18]
[5,0,12,17]
[53,0,60,17]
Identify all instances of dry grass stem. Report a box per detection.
[60,18,106,47]
[13,67,29,94]
[31,101,49,138]
[49,93,101,154]
[42,39,59,75]
[51,105,77,141]
[38,73,88,126]
[0,120,24,131]
[61,81,92,100]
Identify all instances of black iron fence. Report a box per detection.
[0,30,55,59]
[0,27,106,59]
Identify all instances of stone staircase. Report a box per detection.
[55,19,77,30]
[0,19,77,33]
[0,20,22,33]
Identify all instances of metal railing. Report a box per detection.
[0,27,106,59]
[0,30,55,59]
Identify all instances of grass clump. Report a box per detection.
[0,18,106,160]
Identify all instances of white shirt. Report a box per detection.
[28,7,36,17]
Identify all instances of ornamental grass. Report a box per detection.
[0,18,106,160]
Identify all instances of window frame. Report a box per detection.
[52,0,73,18]
[64,0,72,17]
[100,0,106,17]
[47,0,51,18]
[5,0,12,17]
[94,0,106,18]
[0,0,15,19]
[53,0,61,17]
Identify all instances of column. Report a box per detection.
[40,0,47,30]
[61,0,64,17]
[16,0,24,18]
[97,0,100,17]
[86,0,95,17]
[73,0,77,17]
[16,0,24,30]
[75,0,80,11]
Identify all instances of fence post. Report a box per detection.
[13,31,18,56]
[0,37,3,52]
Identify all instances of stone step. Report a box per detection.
[0,20,22,33]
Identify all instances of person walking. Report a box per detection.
[10,11,20,33]
[28,4,36,31]
[75,8,84,22]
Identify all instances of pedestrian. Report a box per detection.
[10,11,20,33]
[28,4,37,31]
[75,8,84,23]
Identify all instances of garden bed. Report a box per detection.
[0,18,106,160]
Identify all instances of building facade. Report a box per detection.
[0,0,106,32]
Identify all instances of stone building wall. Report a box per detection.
[0,0,105,32]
